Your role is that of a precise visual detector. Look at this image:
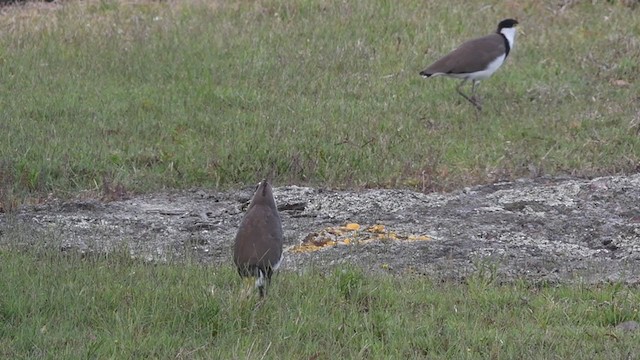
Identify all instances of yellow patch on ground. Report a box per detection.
[343,223,361,231]
[368,224,386,233]
[408,235,431,241]
[290,243,324,253]
[289,223,431,253]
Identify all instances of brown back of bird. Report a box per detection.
[233,181,283,277]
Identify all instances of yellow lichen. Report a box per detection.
[408,235,431,241]
[343,223,361,231]
[368,224,386,233]
[290,223,432,253]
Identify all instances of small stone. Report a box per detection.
[615,321,639,332]
[611,79,630,87]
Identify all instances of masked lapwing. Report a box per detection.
[233,179,283,298]
[420,18,519,111]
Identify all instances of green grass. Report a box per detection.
[1,247,639,359]
[2,2,639,357]
[0,0,639,206]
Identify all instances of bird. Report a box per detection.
[233,179,283,298]
[419,18,519,111]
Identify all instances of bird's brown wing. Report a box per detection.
[233,205,283,269]
[422,34,506,75]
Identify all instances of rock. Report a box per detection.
[615,321,639,332]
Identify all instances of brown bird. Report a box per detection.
[233,179,283,297]
[420,19,519,110]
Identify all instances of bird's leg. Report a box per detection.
[471,80,482,111]
[455,79,482,111]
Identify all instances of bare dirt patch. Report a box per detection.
[2,174,640,284]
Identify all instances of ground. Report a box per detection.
[2,173,640,284]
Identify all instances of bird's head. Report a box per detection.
[247,179,277,210]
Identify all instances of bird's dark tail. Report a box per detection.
[419,70,433,78]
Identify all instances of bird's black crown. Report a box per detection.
[497,18,519,30]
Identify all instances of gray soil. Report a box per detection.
[2,173,640,284]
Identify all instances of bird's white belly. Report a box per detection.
[466,54,506,80]
[436,54,507,80]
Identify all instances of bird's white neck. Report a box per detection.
[500,27,516,50]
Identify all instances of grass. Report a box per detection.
[1,247,639,359]
[1,0,639,357]
[0,0,639,206]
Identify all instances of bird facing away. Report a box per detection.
[419,18,519,111]
[233,179,283,297]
